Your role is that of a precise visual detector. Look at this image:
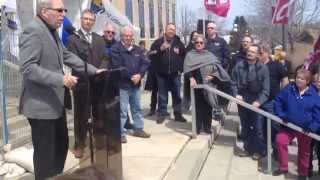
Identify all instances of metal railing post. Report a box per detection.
[267,118,272,174]
[190,87,197,138]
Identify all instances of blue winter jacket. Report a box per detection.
[273,82,320,133]
[110,42,150,89]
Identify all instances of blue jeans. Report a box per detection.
[156,73,182,117]
[120,87,144,136]
[238,105,266,154]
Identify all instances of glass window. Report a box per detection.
[158,0,163,33]
[165,0,169,24]
[138,0,145,38]
[172,3,176,24]
[149,0,155,38]
[125,0,133,23]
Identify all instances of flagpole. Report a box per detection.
[282,24,286,50]
[203,3,205,36]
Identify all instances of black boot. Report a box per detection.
[146,110,156,116]
[174,112,187,123]
[156,116,165,124]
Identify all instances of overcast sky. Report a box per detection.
[177,0,251,30]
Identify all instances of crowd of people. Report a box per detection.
[18,0,320,179]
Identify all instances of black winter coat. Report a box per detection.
[149,36,186,75]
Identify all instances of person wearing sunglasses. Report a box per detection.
[19,0,105,179]
[184,35,230,134]
[103,23,117,55]
[181,31,199,113]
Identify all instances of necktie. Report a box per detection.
[85,33,91,43]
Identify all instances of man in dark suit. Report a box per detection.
[67,9,108,159]
[19,0,104,179]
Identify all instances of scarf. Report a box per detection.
[184,49,230,82]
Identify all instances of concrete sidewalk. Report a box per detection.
[9,92,213,180]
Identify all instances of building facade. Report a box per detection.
[111,0,176,45]
[16,0,176,46]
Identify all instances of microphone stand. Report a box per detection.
[85,49,95,165]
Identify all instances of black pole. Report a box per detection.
[282,24,286,50]
[86,54,95,165]
[81,38,94,164]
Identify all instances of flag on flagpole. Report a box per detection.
[0,0,17,11]
[204,0,230,17]
[89,0,140,36]
[1,0,20,58]
[272,0,292,24]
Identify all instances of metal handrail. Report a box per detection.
[190,84,320,173]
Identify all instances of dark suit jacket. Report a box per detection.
[19,17,97,120]
[67,30,109,84]
[67,30,109,105]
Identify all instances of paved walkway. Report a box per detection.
[7,92,195,180]
[4,93,320,180]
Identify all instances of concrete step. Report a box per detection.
[164,135,211,180]
[197,111,286,180]
[164,119,222,180]
[197,115,239,180]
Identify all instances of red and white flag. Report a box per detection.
[204,0,230,17]
[272,0,293,24]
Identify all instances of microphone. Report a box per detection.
[64,24,79,37]
[64,24,88,43]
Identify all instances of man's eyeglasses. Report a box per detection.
[207,27,214,30]
[46,7,68,13]
[195,41,204,45]
[105,31,115,35]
